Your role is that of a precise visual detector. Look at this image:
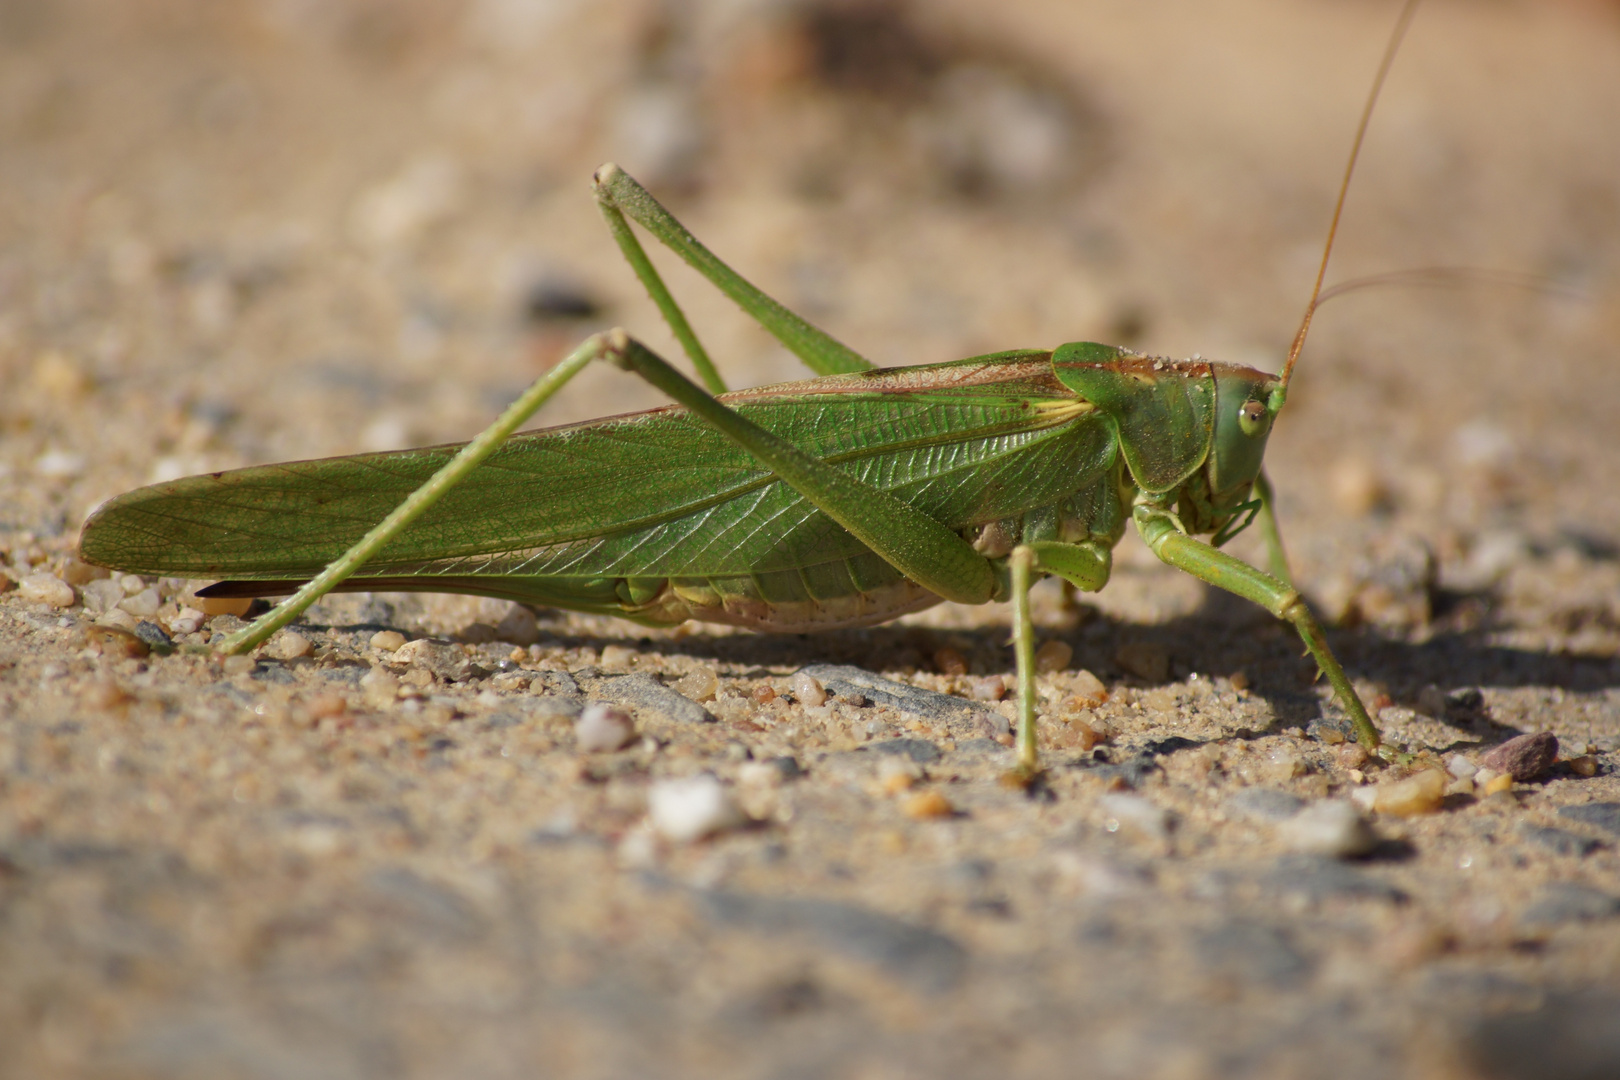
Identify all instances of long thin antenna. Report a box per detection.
[1314,266,1588,308]
[1278,0,1422,392]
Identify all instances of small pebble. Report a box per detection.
[600,644,636,670]
[1446,754,1478,780]
[1481,773,1515,797]
[1068,668,1109,707]
[901,791,955,820]
[84,624,149,659]
[1372,769,1447,816]
[791,671,827,708]
[933,647,967,676]
[170,607,207,635]
[1261,743,1305,783]
[1480,731,1558,782]
[1565,756,1599,778]
[80,578,126,615]
[270,630,313,660]
[34,448,86,478]
[1062,716,1102,751]
[221,654,257,676]
[19,571,75,608]
[1035,639,1072,674]
[676,667,719,702]
[1227,670,1250,692]
[574,704,636,753]
[969,676,1007,702]
[118,587,162,618]
[132,621,174,649]
[1277,800,1378,858]
[1336,744,1370,770]
[737,760,790,788]
[96,608,141,633]
[648,775,745,843]
[369,630,407,652]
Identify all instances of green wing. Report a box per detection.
[80,351,1116,617]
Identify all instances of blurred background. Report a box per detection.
[2,0,1619,598]
[4,5,1620,1077]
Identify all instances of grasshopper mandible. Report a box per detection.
[79,1,1428,772]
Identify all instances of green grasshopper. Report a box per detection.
[79,2,1427,771]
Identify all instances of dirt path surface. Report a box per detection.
[3,1,1620,1077]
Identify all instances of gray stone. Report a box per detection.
[132,620,174,649]
[696,890,967,993]
[1519,883,1620,928]
[795,664,997,730]
[586,672,713,724]
[533,670,581,696]
[866,737,941,764]
[1227,787,1306,824]
[1519,824,1603,858]
[1557,802,1620,836]
[950,737,1012,760]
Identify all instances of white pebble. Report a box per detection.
[599,644,635,670]
[19,572,75,608]
[791,671,826,708]
[270,630,313,660]
[369,630,406,652]
[1277,800,1377,858]
[118,587,162,618]
[574,704,636,753]
[80,578,125,615]
[170,607,206,635]
[118,574,146,596]
[34,448,85,478]
[648,775,744,843]
[1446,753,1478,780]
[221,654,256,675]
[95,608,140,633]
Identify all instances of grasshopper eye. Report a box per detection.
[1238,399,1269,437]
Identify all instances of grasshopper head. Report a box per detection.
[1051,343,1282,538]
[1204,367,1283,522]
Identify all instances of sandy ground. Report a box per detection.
[3,0,1620,1077]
